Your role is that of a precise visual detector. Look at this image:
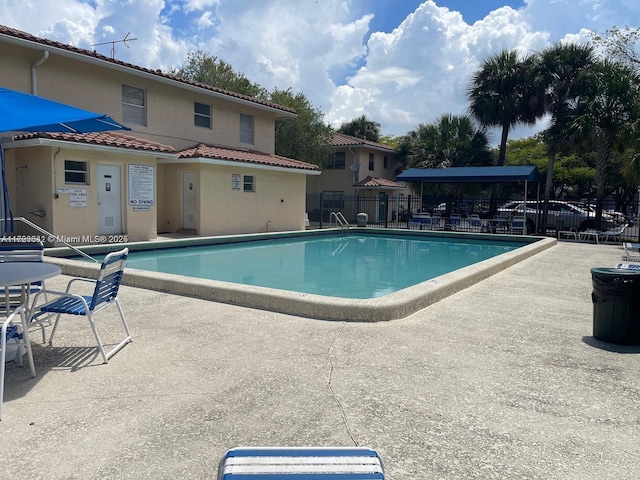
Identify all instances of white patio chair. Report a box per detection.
[29,248,132,364]
[1,305,35,420]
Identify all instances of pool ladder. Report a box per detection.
[329,212,350,233]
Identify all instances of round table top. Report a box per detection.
[0,262,62,287]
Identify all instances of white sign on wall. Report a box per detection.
[128,164,155,206]
[232,173,241,191]
[69,188,87,207]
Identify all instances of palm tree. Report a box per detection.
[534,43,596,232]
[562,59,640,229]
[467,49,538,215]
[467,49,539,167]
[402,114,491,214]
[404,113,491,169]
[337,115,381,142]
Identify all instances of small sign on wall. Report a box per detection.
[232,173,241,190]
[69,188,87,207]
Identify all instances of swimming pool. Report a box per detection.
[46,228,556,321]
[118,233,527,299]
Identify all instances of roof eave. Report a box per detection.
[0,33,297,119]
[2,136,177,159]
[158,156,321,175]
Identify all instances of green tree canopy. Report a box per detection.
[337,115,381,142]
[170,50,268,99]
[269,88,334,165]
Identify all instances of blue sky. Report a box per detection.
[0,0,638,140]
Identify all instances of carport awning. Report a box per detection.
[397,166,541,184]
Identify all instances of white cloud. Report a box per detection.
[0,0,637,140]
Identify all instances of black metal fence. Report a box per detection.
[306,192,637,239]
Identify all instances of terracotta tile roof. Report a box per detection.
[12,131,176,153]
[354,176,402,188]
[176,144,320,171]
[332,132,397,153]
[0,25,296,116]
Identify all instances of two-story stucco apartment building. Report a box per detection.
[307,132,407,224]
[0,25,320,242]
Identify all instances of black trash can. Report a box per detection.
[591,268,640,345]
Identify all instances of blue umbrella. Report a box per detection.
[0,87,130,232]
[0,87,129,134]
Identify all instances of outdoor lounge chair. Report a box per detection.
[510,216,526,235]
[29,248,132,364]
[468,214,483,233]
[622,242,640,263]
[216,447,385,479]
[599,223,629,243]
[1,305,35,420]
[446,214,462,231]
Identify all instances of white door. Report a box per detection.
[182,172,197,230]
[97,164,122,234]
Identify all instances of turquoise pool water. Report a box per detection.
[120,233,528,299]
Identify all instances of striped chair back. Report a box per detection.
[89,248,128,311]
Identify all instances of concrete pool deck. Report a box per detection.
[2,241,640,479]
[45,229,555,321]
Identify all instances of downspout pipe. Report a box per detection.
[31,50,50,95]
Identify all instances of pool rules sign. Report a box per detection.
[129,164,155,210]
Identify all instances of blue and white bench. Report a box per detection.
[217,447,385,479]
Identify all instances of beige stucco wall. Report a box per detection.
[160,161,307,235]
[0,42,279,154]
[6,144,157,242]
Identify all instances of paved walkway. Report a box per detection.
[1,241,639,479]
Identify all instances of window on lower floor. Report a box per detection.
[323,191,344,209]
[64,160,88,184]
[243,175,255,192]
[194,102,211,128]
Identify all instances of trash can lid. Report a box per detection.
[591,267,640,275]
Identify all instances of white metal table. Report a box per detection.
[0,262,62,376]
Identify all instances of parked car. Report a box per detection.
[574,202,627,226]
[497,200,616,233]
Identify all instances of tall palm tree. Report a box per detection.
[534,43,596,232]
[562,59,640,229]
[467,49,539,167]
[467,49,538,215]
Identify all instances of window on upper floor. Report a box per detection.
[194,102,211,128]
[122,85,146,126]
[326,152,346,170]
[369,153,374,171]
[244,175,255,192]
[240,113,254,144]
[383,156,389,169]
[64,160,88,184]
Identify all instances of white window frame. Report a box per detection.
[240,113,254,144]
[243,175,255,192]
[194,102,211,128]
[122,84,146,126]
[64,160,89,185]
